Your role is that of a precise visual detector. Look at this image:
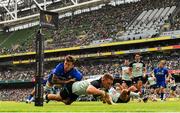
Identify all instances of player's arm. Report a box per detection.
[120,67,122,78]
[128,63,133,78]
[52,74,75,84]
[144,79,149,87]
[150,71,155,77]
[166,70,170,83]
[126,67,132,78]
[51,64,76,84]
[150,71,156,81]
[151,69,157,81]
[86,85,105,96]
[86,85,112,105]
[104,93,114,105]
[143,63,147,77]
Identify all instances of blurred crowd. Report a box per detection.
[0,88,33,101]
[170,10,180,31]
[31,0,180,49]
[0,52,179,81]
[0,70,34,81]
[78,52,180,76]
[0,69,49,81]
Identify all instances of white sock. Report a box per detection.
[163,93,166,100]
[30,97,34,102]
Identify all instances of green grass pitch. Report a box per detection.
[0,100,180,112]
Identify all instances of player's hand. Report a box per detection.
[69,78,76,82]
[143,74,146,78]
[104,93,113,105]
[66,78,76,83]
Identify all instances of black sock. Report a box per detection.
[160,93,164,100]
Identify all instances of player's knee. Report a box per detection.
[64,100,73,105]
[128,86,137,91]
[44,84,52,93]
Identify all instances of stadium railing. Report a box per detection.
[0,35,179,59]
[12,44,180,65]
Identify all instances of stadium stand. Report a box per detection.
[0,51,179,81]
[0,88,33,101]
[0,0,179,54]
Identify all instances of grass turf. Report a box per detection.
[0,100,180,112]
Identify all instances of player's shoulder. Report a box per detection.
[90,77,101,88]
[163,67,168,70]
[59,63,64,66]
[140,60,145,64]
[154,67,158,70]
[54,63,64,72]
[71,67,81,74]
[130,61,136,64]
[129,61,135,67]
[56,63,64,68]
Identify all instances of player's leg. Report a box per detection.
[133,77,141,91]
[44,81,53,94]
[171,86,179,98]
[128,85,138,92]
[26,88,35,103]
[45,85,76,105]
[46,93,62,101]
[132,77,143,102]
[160,87,165,101]
[116,83,140,100]
[155,87,160,99]
[159,82,166,101]
[149,87,154,101]
[117,89,130,103]
[128,85,141,97]
[150,86,157,101]
[132,76,148,102]
[115,83,124,91]
[45,94,74,105]
[122,81,127,89]
[128,85,148,102]
[137,79,143,92]
[121,81,128,89]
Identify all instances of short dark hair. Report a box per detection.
[65,55,76,64]
[103,73,114,81]
[124,59,129,62]
[135,53,141,56]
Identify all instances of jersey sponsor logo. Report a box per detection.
[156,71,164,75]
